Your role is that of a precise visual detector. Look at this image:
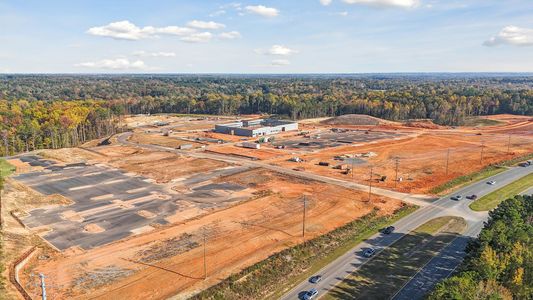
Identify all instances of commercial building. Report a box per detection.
[214,119,298,137]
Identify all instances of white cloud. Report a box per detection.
[245,5,279,17]
[133,51,176,57]
[256,45,299,56]
[209,10,226,17]
[87,20,194,40]
[271,59,290,66]
[75,58,147,70]
[320,0,333,6]
[484,26,533,47]
[187,20,225,30]
[342,0,420,8]
[219,31,242,39]
[180,32,213,43]
[338,11,349,16]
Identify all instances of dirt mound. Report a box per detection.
[403,119,442,129]
[321,114,391,126]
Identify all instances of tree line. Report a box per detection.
[1,75,532,126]
[428,195,532,299]
[0,100,119,156]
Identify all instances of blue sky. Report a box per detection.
[0,0,532,73]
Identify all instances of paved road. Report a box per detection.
[280,166,533,300]
[117,132,533,299]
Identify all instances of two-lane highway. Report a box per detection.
[280,166,532,300]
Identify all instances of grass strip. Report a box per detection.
[0,159,16,177]
[324,216,467,300]
[190,205,417,300]
[470,172,533,211]
[0,159,16,297]
[430,152,533,195]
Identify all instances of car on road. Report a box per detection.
[363,248,376,258]
[519,161,531,167]
[466,194,478,200]
[487,180,496,185]
[382,226,395,234]
[303,288,318,300]
[309,275,322,284]
[451,195,463,200]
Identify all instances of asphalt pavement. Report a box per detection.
[280,166,533,300]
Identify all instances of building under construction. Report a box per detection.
[214,119,298,137]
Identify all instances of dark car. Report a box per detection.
[383,226,395,234]
[466,194,478,200]
[309,275,322,284]
[363,248,376,258]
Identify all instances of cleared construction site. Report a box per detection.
[2,113,533,300]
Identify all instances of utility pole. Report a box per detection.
[368,166,373,202]
[480,140,485,164]
[203,230,207,280]
[507,134,511,155]
[302,195,307,238]
[394,158,399,189]
[445,149,450,176]
[39,273,47,300]
[351,155,354,180]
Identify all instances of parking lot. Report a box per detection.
[273,130,403,150]
[14,155,256,251]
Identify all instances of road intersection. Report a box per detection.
[117,132,532,300]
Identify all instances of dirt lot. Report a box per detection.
[207,144,287,160]
[0,176,70,299]
[129,131,204,149]
[5,113,532,300]
[88,145,229,184]
[268,115,533,194]
[16,168,402,300]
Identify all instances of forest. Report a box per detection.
[428,195,532,300]
[0,74,532,156]
[0,100,118,156]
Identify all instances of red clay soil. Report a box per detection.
[268,124,533,194]
[20,169,403,300]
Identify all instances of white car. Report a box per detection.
[303,288,318,300]
[487,180,496,185]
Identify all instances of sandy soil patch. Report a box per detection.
[84,224,105,233]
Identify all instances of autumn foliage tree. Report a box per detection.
[428,195,533,300]
[0,99,118,156]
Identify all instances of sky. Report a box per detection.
[0,0,532,73]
